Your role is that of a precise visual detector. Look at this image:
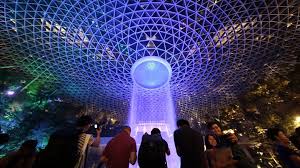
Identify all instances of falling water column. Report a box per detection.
[129,56,179,168]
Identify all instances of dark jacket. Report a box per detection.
[138,133,169,168]
[174,126,207,168]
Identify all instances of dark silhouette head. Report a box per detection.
[207,121,223,136]
[21,140,38,149]
[207,121,220,129]
[151,128,161,135]
[76,115,93,132]
[266,127,290,145]
[20,140,38,156]
[123,126,131,135]
[176,119,190,128]
[266,127,283,141]
[0,133,9,144]
[76,115,93,127]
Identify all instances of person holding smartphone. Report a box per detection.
[207,121,256,168]
[205,134,238,168]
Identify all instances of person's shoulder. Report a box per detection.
[129,136,136,143]
[177,127,198,135]
[174,128,183,134]
[142,133,151,139]
[205,149,215,156]
[174,128,188,138]
[276,144,287,150]
[5,151,18,158]
[162,139,168,146]
[161,138,167,143]
[178,126,195,132]
[276,144,293,156]
[1,151,19,162]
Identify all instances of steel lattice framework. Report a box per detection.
[0,0,299,122]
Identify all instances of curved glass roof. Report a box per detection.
[0,0,299,122]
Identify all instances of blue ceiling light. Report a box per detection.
[131,56,172,89]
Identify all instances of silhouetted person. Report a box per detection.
[138,128,170,168]
[33,115,101,168]
[151,128,170,156]
[267,127,300,168]
[0,139,38,168]
[174,119,207,168]
[207,121,255,168]
[100,126,137,168]
[290,127,300,150]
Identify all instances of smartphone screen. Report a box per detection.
[223,129,234,134]
[94,124,97,129]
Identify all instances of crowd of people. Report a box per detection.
[0,115,300,168]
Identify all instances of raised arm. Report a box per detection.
[91,128,101,147]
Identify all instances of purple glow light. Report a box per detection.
[129,83,179,168]
[131,56,172,89]
[6,90,15,96]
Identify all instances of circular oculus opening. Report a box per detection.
[131,56,172,89]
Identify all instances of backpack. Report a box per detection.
[138,133,167,168]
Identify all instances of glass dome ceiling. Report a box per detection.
[0,0,299,122]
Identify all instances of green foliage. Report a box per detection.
[26,80,44,98]
[0,74,81,156]
[217,68,300,167]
